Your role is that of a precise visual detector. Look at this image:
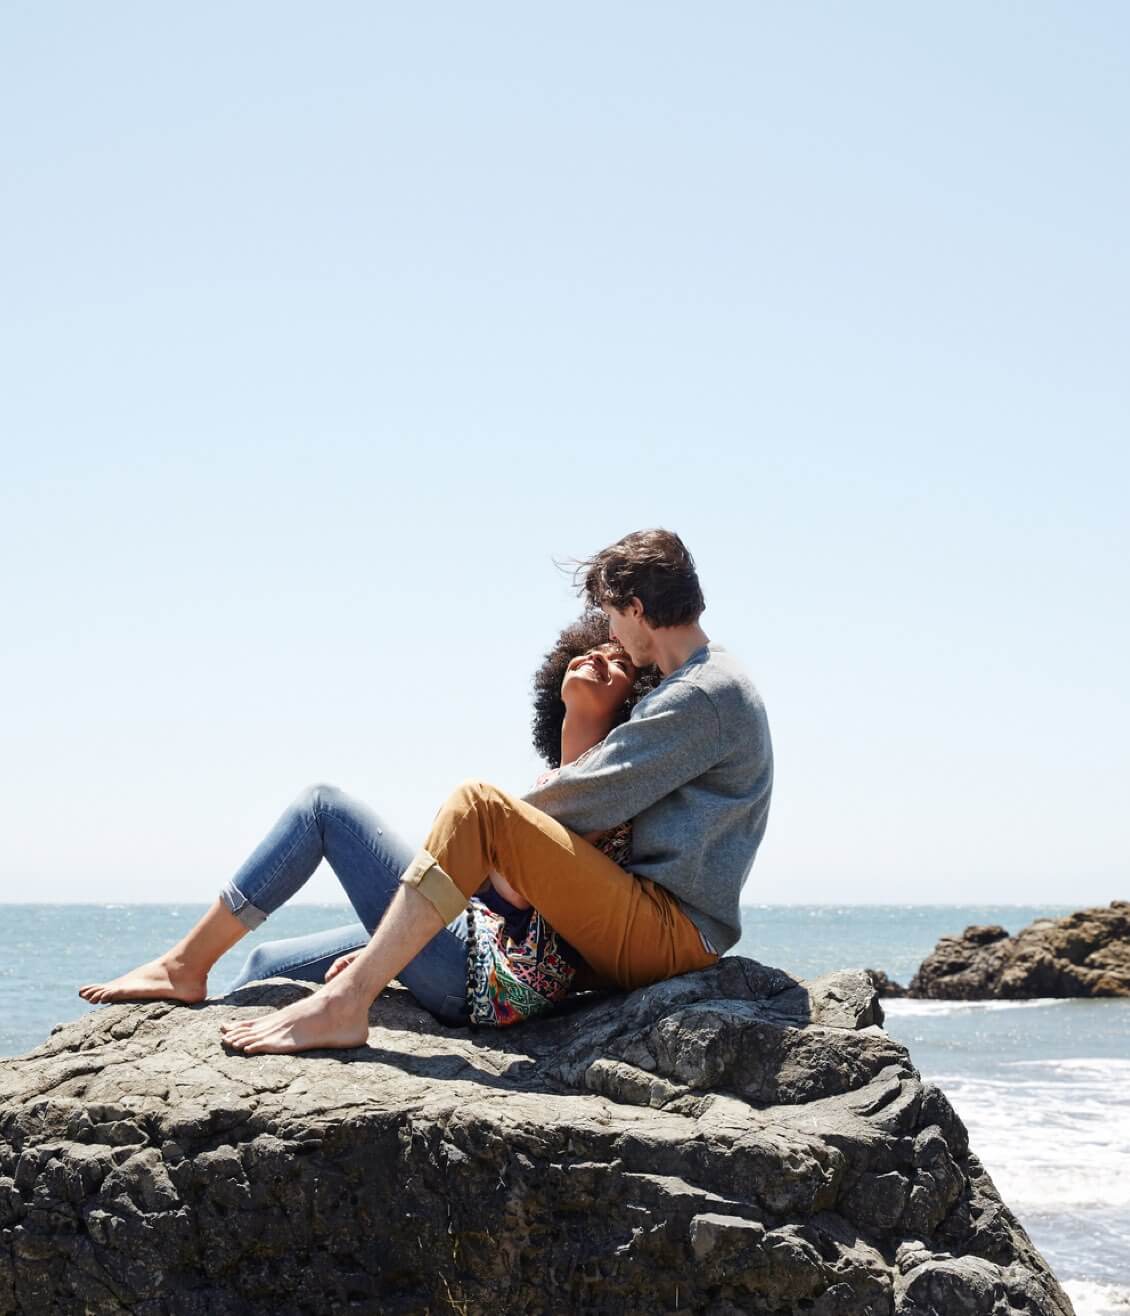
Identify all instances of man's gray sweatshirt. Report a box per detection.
[522,643,772,954]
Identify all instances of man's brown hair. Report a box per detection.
[576,528,705,628]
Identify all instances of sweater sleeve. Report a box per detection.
[521,681,723,834]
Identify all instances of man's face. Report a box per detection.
[601,599,654,668]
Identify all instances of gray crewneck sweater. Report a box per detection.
[522,643,772,954]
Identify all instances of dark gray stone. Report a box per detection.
[0,959,1073,1314]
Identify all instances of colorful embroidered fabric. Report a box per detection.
[465,893,584,1027]
[465,770,632,1027]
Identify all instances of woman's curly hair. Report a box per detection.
[531,612,661,769]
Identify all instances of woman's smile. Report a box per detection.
[575,654,610,680]
[561,645,637,719]
[568,648,632,684]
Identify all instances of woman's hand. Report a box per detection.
[324,952,359,982]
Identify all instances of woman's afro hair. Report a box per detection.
[531,611,661,769]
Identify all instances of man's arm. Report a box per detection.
[522,681,722,833]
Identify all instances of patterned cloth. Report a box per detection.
[464,893,584,1027]
[465,765,632,1027]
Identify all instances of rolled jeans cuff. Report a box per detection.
[400,849,468,924]
[220,881,269,930]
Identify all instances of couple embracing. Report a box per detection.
[80,529,773,1054]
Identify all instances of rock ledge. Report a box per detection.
[0,959,1072,1314]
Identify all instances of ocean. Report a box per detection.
[2,901,1127,1314]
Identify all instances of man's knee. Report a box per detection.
[449,778,506,814]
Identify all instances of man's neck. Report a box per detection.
[652,623,710,676]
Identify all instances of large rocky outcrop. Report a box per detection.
[0,959,1071,1314]
[908,900,1130,999]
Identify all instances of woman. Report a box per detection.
[78,613,657,1028]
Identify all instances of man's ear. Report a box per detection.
[627,597,647,622]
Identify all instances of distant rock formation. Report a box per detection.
[0,960,1072,1314]
[909,900,1130,999]
[866,968,908,997]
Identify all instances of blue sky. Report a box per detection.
[2,3,1127,905]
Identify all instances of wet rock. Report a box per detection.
[0,959,1073,1314]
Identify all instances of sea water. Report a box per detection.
[1,901,1127,1313]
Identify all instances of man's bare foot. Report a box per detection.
[79,957,207,1005]
[220,987,370,1055]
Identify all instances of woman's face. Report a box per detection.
[560,642,638,723]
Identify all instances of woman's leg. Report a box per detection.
[218,783,415,933]
[222,784,471,1021]
[82,784,472,1022]
[227,916,471,1026]
[79,897,246,1004]
[227,922,369,992]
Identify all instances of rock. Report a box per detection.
[865,968,907,998]
[909,900,1130,999]
[0,959,1072,1314]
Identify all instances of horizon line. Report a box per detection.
[0,898,1094,909]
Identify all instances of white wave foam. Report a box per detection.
[883,996,1071,1017]
[1007,1057,1130,1075]
[938,1072,1130,1209]
[1062,1280,1130,1316]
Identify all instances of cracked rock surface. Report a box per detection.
[0,959,1073,1314]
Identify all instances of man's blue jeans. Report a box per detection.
[222,784,471,1025]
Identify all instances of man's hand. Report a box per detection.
[324,952,359,982]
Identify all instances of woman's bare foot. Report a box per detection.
[220,986,370,1054]
[79,956,208,1005]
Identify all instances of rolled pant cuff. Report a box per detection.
[400,849,468,924]
[219,882,269,931]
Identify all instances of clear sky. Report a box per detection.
[2,3,1127,906]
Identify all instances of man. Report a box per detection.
[221,528,773,1054]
